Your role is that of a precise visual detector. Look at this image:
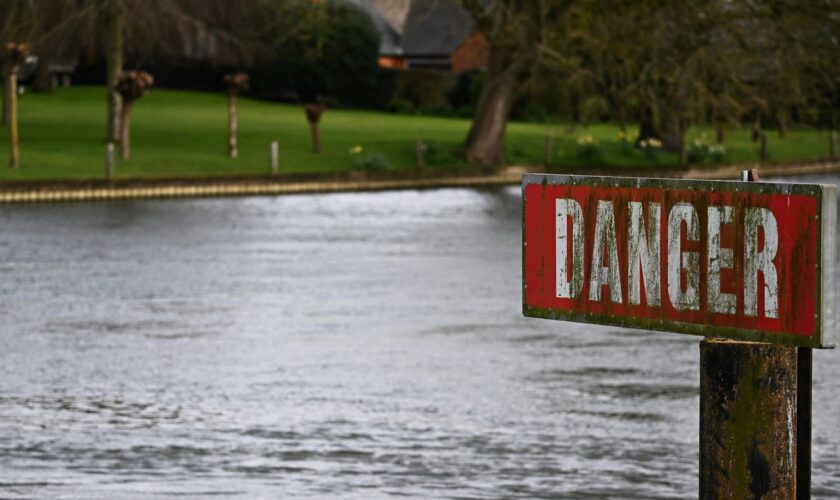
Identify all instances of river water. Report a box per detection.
[0,176,838,499]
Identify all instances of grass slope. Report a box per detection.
[0,86,834,181]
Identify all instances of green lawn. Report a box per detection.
[0,86,834,181]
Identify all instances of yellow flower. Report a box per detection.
[349,145,363,155]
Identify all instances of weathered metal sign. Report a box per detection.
[522,174,837,348]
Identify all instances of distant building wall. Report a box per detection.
[450,30,488,74]
[379,55,407,70]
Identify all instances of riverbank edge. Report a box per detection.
[0,160,837,203]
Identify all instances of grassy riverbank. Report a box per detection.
[0,86,834,181]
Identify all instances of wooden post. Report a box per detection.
[797,347,812,499]
[270,141,278,174]
[543,134,554,167]
[415,137,425,170]
[699,167,811,498]
[105,142,115,179]
[699,339,798,498]
[760,133,768,161]
[830,129,837,160]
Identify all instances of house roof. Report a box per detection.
[401,0,476,56]
[346,0,405,55]
[365,0,412,34]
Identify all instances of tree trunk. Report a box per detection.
[308,122,321,154]
[119,100,132,160]
[105,0,125,143]
[637,105,684,154]
[228,93,238,158]
[752,111,762,142]
[33,59,54,93]
[715,119,725,144]
[617,106,627,138]
[777,110,788,139]
[464,50,521,167]
[636,105,659,144]
[661,114,685,156]
[7,67,19,168]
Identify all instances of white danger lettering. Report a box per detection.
[744,207,779,318]
[556,198,584,299]
[667,203,700,311]
[628,201,661,307]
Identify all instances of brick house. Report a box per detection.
[353,0,489,74]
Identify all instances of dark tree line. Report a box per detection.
[462,0,840,166]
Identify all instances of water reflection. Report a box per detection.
[0,178,837,498]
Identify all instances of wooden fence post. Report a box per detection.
[415,137,425,170]
[105,142,115,179]
[270,140,278,174]
[544,134,554,168]
[760,133,769,161]
[699,339,798,498]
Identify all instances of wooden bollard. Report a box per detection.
[699,168,811,498]
[415,137,425,170]
[759,132,769,161]
[105,142,115,179]
[699,339,799,498]
[543,134,554,167]
[270,141,279,174]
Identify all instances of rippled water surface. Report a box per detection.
[0,178,838,498]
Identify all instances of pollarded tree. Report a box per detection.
[4,41,30,168]
[115,70,153,160]
[303,103,325,154]
[224,72,249,159]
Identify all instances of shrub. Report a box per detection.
[638,138,663,162]
[687,135,727,164]
[386,98,415,114]
[580,96,610,123]
[352,151,394,171]
[708,144,726,163]
[422,140,456,166]
[575,134,604,162]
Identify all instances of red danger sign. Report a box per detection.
[522,174,837,348]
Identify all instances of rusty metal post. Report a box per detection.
[699,339,799,498]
